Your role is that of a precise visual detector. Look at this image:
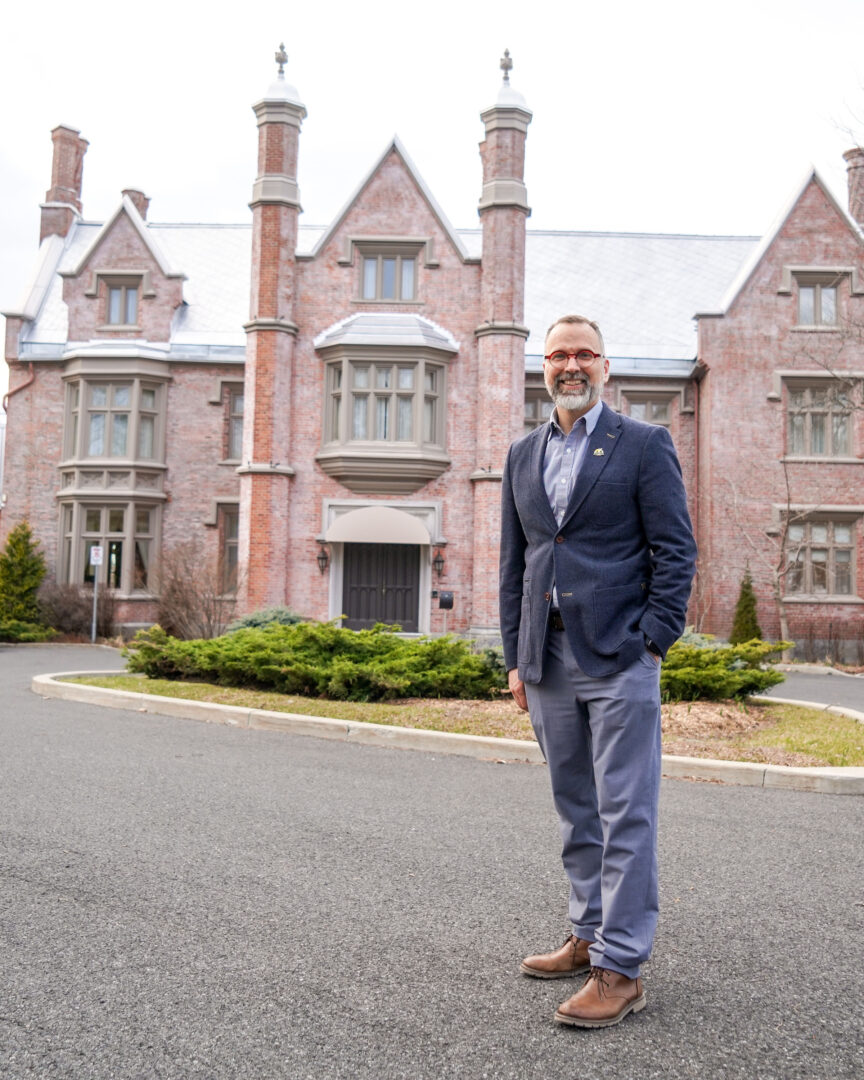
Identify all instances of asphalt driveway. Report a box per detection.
[2,644,863,1079]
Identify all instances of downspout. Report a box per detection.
[3,362,36,412]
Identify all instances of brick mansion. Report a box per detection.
[2,53,863,660]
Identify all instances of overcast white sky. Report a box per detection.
[3,0,864,398]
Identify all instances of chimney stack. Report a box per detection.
[843,146,864,227]
[40,124,88,243]
[122,189,150,219]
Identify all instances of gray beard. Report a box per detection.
[550,379,598,413]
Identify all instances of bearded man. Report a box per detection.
[499,314,697,1028]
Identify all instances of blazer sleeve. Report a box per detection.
[499,443,529,672]
[635,424,698,656]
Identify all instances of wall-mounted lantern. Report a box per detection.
[317,544,330,574]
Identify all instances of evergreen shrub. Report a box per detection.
[226,606,306,632]
[660,639,789,701]
[0,619,55,643]
[729,570,762,644]
[0,522,47,624]
[125,622,508,701]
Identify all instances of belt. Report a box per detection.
[549,610,565,631]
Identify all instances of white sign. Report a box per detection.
[90,546,104,566]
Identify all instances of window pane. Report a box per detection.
[68,413,79,457]
[111,414,129,456]
[397,396,413,441]
[834,550,852,594]
[228,417,242,459]
[381,258,396,299]
[331,366,342,391]
[125,288,138,324]
[401,258,415,299]
[85,508,101,532]
[376,366,391,389]
[799,286,815,324]
[820,287,836,324]
[832,413,848,454]
[331,396,341,441]
[376,396,390,440]
[108,508,124,532]
[787,523,805,543]
[787,557,804,593]
[113,385,130,407]
[224,510,239,541]
[139,414,155,458]
[651,402,670,423]
[107,540,123,589]
[91,385,108,407]
[141,387,156,410]
[136,509,151,534]
[88,414,106,455]
[83,541,99,584]
[810,413,825,454]
[811,524,828,543]
[70,383,80,408]
[363,258,377,299]
[352,396,367,439]
[133,540,149,590]
[424,370,436,392]
[811,550,827,592]
[789,413,805,455]
[834,524,851,544]
[353,366,370,389]
[108,288,122,324]
[630,403,646,420]
[398,367,414,390]
[424,398,435,443]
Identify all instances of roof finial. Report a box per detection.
[500,48,513,84]
[275,42,288,78]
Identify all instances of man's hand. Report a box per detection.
[508,668,528,712]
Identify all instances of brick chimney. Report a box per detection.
[843,146,864,227]
[122,188,150,219]
[40,124,88,242]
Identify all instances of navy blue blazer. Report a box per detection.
[499,402,697,681]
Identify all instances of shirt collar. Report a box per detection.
[549,399,603,438]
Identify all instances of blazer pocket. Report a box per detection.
[593,582,647,654]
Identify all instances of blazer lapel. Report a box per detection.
[530,424,559,528]
[561,404,622,525]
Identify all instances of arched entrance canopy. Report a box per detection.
[325,505,431,545]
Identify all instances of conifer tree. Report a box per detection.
[729,569,762,644]
[0,521,47,623]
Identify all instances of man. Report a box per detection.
[499,314,697,1028]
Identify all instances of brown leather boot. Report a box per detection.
[520,934,592,979]
[554,966,646,1027]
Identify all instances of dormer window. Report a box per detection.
[105,278,141,326]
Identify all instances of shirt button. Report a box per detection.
[555,536,564,544]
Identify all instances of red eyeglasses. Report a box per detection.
[544,350,604,367]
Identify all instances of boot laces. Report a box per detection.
[587,966,612,998]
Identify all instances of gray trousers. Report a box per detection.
[525,628,662,979]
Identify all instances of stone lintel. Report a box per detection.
[474,322,530,339]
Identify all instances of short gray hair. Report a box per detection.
[545,314,605,357]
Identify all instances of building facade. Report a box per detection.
[2,58,862,659]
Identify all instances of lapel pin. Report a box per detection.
[593,448,604,456]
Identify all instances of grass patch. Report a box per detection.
[64,674,864,766]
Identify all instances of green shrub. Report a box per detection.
[730,570,762,644]
[226,606,306,632]
[0,522,47,624]
[125,622,508,701]
[0,620,55,643]
[661,639,790,701]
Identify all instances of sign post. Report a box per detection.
[89,546,103,643]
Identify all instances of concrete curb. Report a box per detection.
[32,672,864,795]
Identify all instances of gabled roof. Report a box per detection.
[697,169,864,317]
[62,194,185,280]
[306,136,473,263]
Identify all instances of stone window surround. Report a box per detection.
[315,344,452,494]
[79,268,157,331]
[58,498,162,597]
[778,265,864,331]
[61,364,168,467]
[205,380,245,464]
[769,371,862,461]
[781,511,859,601]
[336,235,439,305]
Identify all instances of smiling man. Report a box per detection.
[499,314,697,1028]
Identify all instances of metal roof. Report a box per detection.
[17,218,757,368]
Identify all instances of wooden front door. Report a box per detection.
[342,543,420,632]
